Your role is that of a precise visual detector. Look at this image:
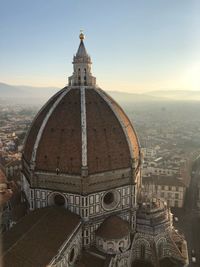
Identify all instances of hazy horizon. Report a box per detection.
[1,81,200,95]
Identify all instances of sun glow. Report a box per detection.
[181,62,200,90]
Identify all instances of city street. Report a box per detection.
[172,166,200,266]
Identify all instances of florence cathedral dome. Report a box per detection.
[22,33,141,194]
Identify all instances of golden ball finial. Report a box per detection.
[79,30,85,40]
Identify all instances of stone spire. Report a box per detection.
[68,32,96,86]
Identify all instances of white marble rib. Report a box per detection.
[80,86,87,167]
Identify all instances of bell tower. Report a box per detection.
[68,32,96,86]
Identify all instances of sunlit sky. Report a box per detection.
[0,0,200,93]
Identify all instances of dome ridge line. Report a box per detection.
[94,88,135,166]
[30,87,72,170]
[23,87,66,154]
[80,86,88,170]
[97,88,142,172]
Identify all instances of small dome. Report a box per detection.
[96,215,130,239]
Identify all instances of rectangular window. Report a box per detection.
[81,209,84,217]
[95,194,100,203]
[75,196,79,205]
[70,206,74,212]
[90,196,94,204]
[76,207,79,214]
[90,206,94,215]
[175,193,179,199]
[123,188,126,196]
[42,191,45,200]
[133,186,136,196]
[96,205,100,213]
[37,201,40,208]
[36,190,40,198]
[85,209,88,217]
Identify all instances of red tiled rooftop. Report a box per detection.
[23,87,140,176]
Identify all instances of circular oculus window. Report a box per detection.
[102,190,120,211]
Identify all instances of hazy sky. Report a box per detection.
[0,0,200,93]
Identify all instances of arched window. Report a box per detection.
[119,240,124,248]
[141,244,145,259]
[98,238,103,247]
[84,68,87,85]
[119,240,125,252]
[54,194,65,206]
[107,241,114,252]
[158,243,163,258]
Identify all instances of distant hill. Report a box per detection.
[0,82,58,97]
[146,90,200,101]
[0,82,59,105]
[0,82,25,97]
[1,82,200,105]
[107,90,165,103]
